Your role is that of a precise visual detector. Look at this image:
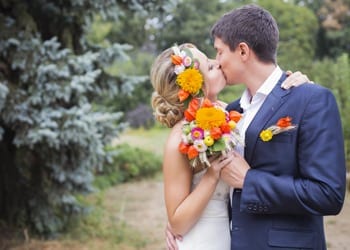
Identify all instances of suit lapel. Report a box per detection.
[244,73,291,164]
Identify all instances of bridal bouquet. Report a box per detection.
[178,98,243,168]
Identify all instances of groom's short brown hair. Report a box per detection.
[211,4,279,64]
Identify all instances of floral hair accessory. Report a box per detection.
[260,116,297,142]
[179,98,244,168]
[171,45,203,102]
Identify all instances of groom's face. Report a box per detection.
[213,37,243,86]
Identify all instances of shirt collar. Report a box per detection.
[240,66,282,110]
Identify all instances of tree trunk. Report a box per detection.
[0,127,20,223]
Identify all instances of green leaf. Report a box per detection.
[211,138,226,152]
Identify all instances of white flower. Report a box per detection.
[194,140,207,153]
[174,64,185,75]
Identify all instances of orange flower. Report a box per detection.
[229,111,242,123]
[184,109,195,121]
[187,145,199,160]
[176,68,203,94]
[171,55,182,65]
[184,98,200,121]
[210,127,222,140]
[178,141,189,154]
[220,122,231,134]
[196,107,226,130]
[202,98,214,108]
[178,89,190,102]
[277,116,292,128]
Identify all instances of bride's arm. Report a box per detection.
[163,124,230,236]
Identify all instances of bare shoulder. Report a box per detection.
[164,122,183,151]
[163,121,191,173]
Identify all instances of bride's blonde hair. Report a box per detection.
[150,43,196,128]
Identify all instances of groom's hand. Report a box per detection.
[165,222,181,250]
[221,151,250,189]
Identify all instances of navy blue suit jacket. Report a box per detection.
[226,73,346,250]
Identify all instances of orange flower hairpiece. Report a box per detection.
[171,45,203,102]
[260,116,297,142]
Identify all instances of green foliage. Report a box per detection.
[255,0,319,71]
[294,0,350,59]
[153,0,238,57]
[86,16,158,127]
[106,51,155,111]
[308,53,350,167]
[94,143,162,190]
[0,0,166,237]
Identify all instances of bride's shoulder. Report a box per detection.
[165,121,183,148]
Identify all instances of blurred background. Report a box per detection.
[0,0,349,249]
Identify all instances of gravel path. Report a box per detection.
[112,179,350,250]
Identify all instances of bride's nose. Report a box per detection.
[208,59,221,69]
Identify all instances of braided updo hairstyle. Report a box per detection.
[150,43,196,128]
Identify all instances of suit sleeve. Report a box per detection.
[240,87,346,215]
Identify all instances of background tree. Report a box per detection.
[0,0,164,236]
[153,0,237,57]
[294,0,350,59]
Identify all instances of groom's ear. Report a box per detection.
[238,42,250,61]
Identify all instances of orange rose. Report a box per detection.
[188,98,200,111]
[184,109,195,121]
[171,55,182,65]
[178,141,189,154]
[178,89,190,102]
[184,98,200,121]
[229,111,242,123]
[210,127,222,140]
[277,116,292,128]
[220,122,231,134]
[187,145,199,160]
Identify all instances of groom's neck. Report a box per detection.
[245,62,276,97]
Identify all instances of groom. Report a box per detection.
[211,4,346,250]
[167,4,346,250]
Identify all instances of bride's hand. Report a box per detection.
[206,154,234,180]
[165,222,181,250]
[281,70,314,89]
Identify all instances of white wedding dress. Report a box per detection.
[176,169,231,250]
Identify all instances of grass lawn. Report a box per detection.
[113,126,170,157]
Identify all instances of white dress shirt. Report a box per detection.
[230,66,283,206]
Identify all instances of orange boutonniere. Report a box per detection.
[260,116,297,142]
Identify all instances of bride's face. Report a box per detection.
[189,48,226,100]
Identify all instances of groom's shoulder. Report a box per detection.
[287,83,338,108]
[290,82,334,98]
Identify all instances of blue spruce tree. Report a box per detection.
[0,0,162,236]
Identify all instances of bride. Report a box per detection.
[150,43,306,250]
